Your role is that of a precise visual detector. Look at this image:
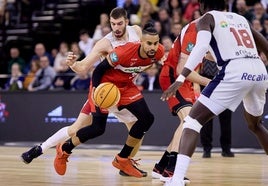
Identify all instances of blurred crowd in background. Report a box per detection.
[0,0,268,92]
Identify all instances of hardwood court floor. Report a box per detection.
[0,146,268,186]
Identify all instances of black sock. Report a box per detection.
[158,151,170,169]
[166,151,178,170]
[118,144,134,158]
[62,139,75,154]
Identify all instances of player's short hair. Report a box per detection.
[142,22,158,35]
[199,0,226,11]
[79,29,89,36]
[110,7,128,20]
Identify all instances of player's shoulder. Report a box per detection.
[130,25,142,37]
[94,37,113,51]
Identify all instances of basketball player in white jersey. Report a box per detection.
[161,0,268,185]
[21,7,146,176]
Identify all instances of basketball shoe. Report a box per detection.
[164,179,186,186]
[160,167,190,184]
[151,163,165,179]
[21,145,42,164]
[112,154,143,178]
[119,168,148,177]
[160,167,174,182]
[54,143,71,175]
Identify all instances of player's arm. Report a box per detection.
[177,53,210,86]
[180,13,213,79]
[161,14,213,100]
[66,38,112,74]
[91,59,112,88]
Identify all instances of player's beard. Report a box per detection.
[146,50,156,58]
[113,26,126,39]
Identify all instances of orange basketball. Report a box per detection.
[93,82,121,109]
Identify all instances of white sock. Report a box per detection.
[172,154,191,182]
[40,126,70,153]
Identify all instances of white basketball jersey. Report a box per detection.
[104,25,140,48]
[208,11,259,66]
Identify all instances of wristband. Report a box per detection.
[176,75,186,83]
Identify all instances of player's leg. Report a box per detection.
[159,106,191,183]
[21,100,92,164]
[124,121,143,158]
[218,109,234,157]
[112,98,154,178]
[170,100,215,185]
[243,88,268,154]
[54,110,108,175]
[200,119,213,158]
[117,121,147,177]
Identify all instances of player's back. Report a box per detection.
[208,11,259,65]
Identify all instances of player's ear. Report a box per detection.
[125,18,129,25]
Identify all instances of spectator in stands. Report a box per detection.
[123,0,139,20]
[140,63,161,91]
[50,48,58,63]
[154,20,165,38]
[23,59,40,90]
[157,7,172,36]
[102,25,112,37]
[28,55,56,91]
[78,29,94,56]
[167,0,183,16]
[31,43,54,66]
[51,60,74,91]
[0,0,6,26]
[70,72,91,91]
[235,0,255,22]
[70,42,85,61]
[92,13,110,42]
[7,47,26,74]
[5,63,24,91]
[138,0,158,27]
[171,8,183,25]
[53,41,69,73]
[191,9,202,21]
[261,0,268,11]
[182,0,200,23]
[169,22,182,41]
[252,18,266,36]
[253,2,268,25]
[161,35,173,57]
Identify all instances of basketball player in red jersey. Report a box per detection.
[21,8,145,175]
[53,22,165,178]
[152,21,210,183]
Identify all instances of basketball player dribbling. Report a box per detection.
[53,22,165,178]
[21,7,147,176]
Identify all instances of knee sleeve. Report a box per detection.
[129,112,154,139]
[76,116,107,143]
[183,115,203,133]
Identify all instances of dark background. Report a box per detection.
[0,90,266,149]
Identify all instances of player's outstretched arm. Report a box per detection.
[67,38,112,74]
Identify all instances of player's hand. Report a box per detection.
[66,52,78,67]
[91,87,98,106]
[160,81,182,101]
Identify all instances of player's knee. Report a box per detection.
[76,116,106,143]
[183,115,202,133]
[247,120,263,133]
[129,113,154,139]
